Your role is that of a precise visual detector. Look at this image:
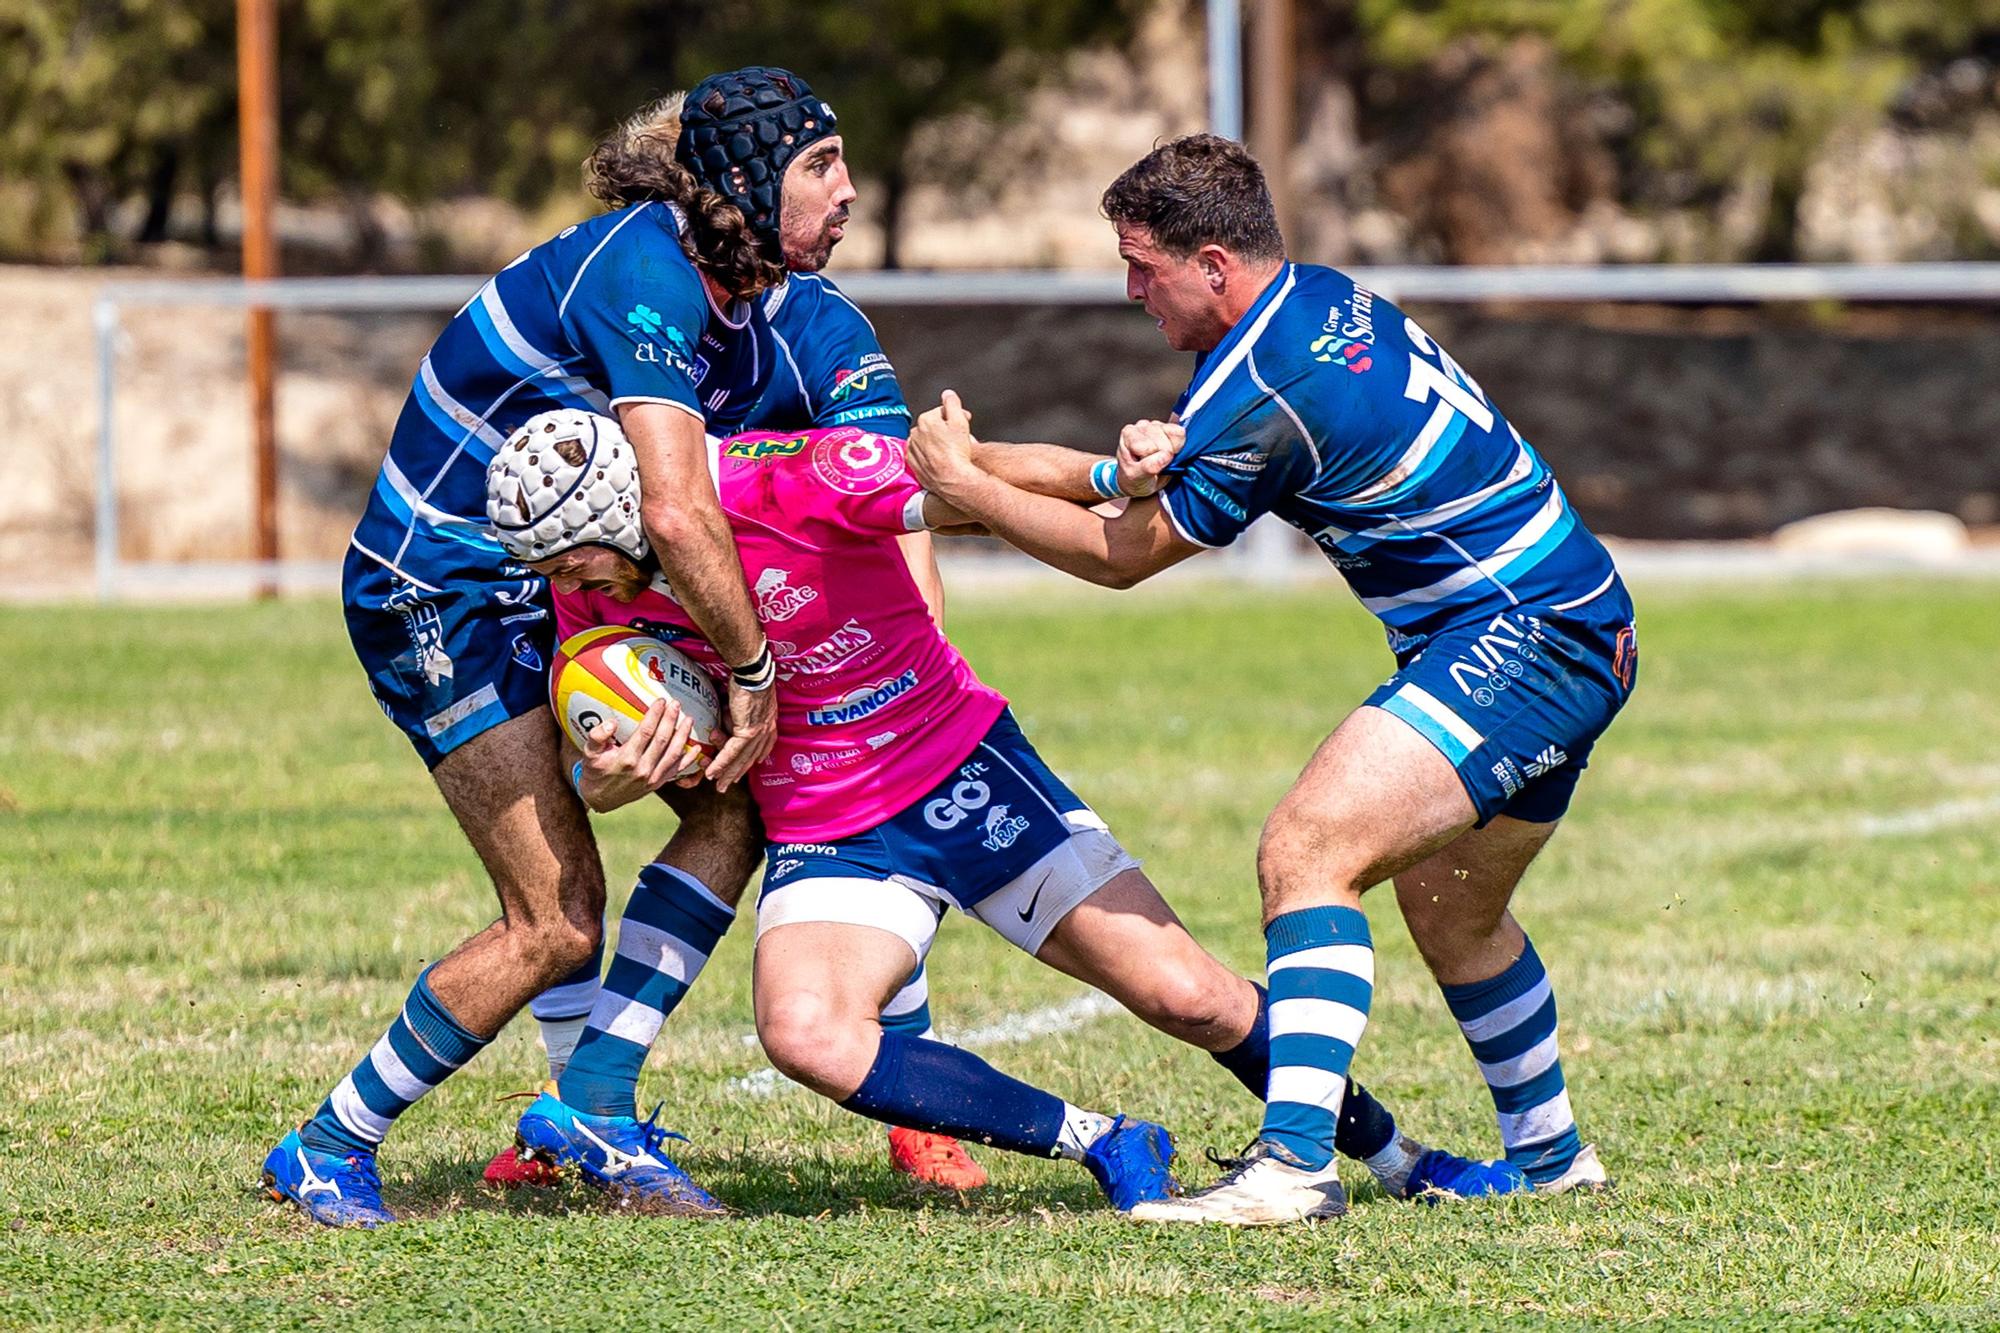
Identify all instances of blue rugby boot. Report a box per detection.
[1400,1148,1532,1203]
[1083,1116,1177,1212]
[262,1128,395,1228]
[515,1091,724,1215]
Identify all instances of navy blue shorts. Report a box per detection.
[342,547,556,770]
[1365,590,1638,825]
[761,710,1092,913]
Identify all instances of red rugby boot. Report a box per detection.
[888,1126,988,1190]
[483,1143,561,1188]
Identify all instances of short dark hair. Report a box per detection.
[1100,134,1285,262]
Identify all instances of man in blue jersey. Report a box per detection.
[478,68,985,1195]
[907,134,1636,1225]
[259,73,818,1226]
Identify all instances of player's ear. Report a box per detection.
[1198,245,1229,291]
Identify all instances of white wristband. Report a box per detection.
[1089,458,1122,500]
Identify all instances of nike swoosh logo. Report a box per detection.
[1017,872,1052,923]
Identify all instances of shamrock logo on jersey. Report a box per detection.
[626,305,664,335]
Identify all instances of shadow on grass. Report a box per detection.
[388,1147,1112,1225]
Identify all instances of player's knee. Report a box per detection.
[757,990,876,1098]
[525,913,599,981]
[1258,802,1372,906]
[1132,968,1234,1047]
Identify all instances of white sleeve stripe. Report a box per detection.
[608,396,705,421]
[1158,486,1228,549]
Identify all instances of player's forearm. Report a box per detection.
[648,496,765,664]
[621,403,764,665]
[969,439,1103,504]
[928,469,1139,588]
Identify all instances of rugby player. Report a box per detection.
[905,134,1636,1225]
[480,65,987,1194]
[483,412,1518,1214]
[259,84,794,1226]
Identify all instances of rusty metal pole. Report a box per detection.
[1248,0,1297,249]
[237,0,280,596]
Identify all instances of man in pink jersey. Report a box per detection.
[483,411,1519,1213]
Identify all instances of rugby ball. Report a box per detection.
[550,626,722,766]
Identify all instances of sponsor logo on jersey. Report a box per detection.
[827,352,896,402]
[1490,755,1524,798]
[923,762,992,830]
[1312,286,1378,372]
[788,747,867,775]
[1447,610,1545,705]
[806,670,918,726]
[1522,745,1569,779]
[1311,334,1374,373]
[771,842,842,856]
[979,804,1032,853]
[423,682,501,739]
[811,431,904,496]
[1613,625,1638,691]
[510,634,543,672]
[628,617,691,643]
[1183,471,1248,521]
[725,434,810,460]
[754,568,819,622]
[828,405,910,426]
[774,618,877,679]
[1208,448,1270,476]
[386,584,454,686]
[627,307,698,377]
[770,859,804,879]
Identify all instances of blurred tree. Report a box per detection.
[684,0,1147,268]
[0,0,236,259]
[1352,0,2000,259]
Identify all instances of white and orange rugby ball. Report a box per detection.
[550,626,722,766]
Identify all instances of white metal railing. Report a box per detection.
[91,263,2000,598]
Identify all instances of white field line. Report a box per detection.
[1853,793,2000,839]
[728,993,1122,1099]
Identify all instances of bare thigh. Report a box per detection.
[1257,704,1478,919]
[651,780,765,910]
[424,707,605,1034]
[1393,815,1558,986]
[1034,868,1258,1052]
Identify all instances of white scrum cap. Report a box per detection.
[485,409,649,563]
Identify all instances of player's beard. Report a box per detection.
[788,207,848,273]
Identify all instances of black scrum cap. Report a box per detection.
[676,67,837,251]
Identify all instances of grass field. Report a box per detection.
[2,575,1997,1328]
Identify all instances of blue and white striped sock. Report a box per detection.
[1441,934,1580,1184]
[298,964,488,1156]
[557,863,734,1118]
[1260,905,1374,1172]
[879,961,934,1040]
[528,923,604,1076]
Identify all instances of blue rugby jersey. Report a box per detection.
[748,272,910,434]
[351,202,773,587]
[1159,263,1621,652]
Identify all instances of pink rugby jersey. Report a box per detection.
[554,427,1009,842]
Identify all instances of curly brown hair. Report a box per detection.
[584,96,785,300]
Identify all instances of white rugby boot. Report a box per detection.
[1128,1142,1347,1227]
[1533,1142,1611,1195]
